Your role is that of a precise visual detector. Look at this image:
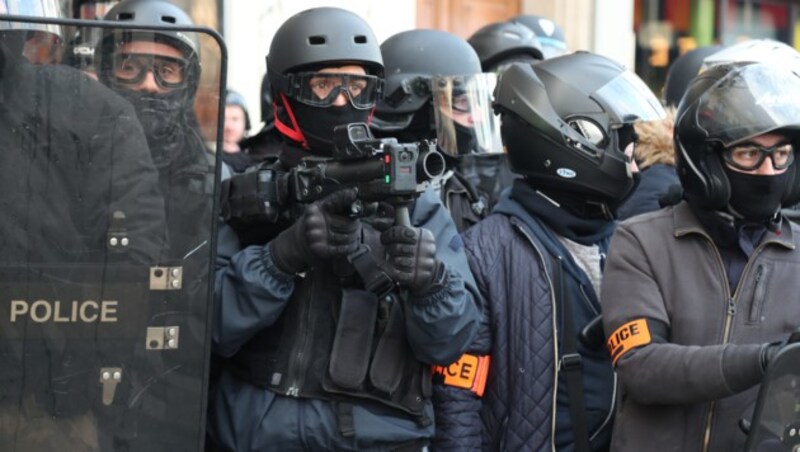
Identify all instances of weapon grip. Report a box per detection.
[395,206,412,228]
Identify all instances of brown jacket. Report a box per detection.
[601,201,800,451]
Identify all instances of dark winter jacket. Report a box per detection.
[439,170,489,233]
[0,53,166,264]
[207,143,481,451]
[433,183,615,451]
[617,164,680,220]
[601,202,800,451]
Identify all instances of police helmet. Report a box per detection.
[662,45,723,107]
[0,0,65,63]
[511,15,567,59]
[373,29,481,134]
[97,0,201,93]
[700,39,800,74]
[674,62,800,210]
[494,52,665,204]
[468,21,543,72]
[267,7,383,97]
[226,89,251,131]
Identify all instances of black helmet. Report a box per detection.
[97,0,201,93]
[267,7,383,95]
[468,21,543,72]
[373,29,481,135]
[0,0,65,62]
[494,52,665,207]
[226,89,251,131]
[266,8,383,153]
[674,62,800,210]
[511,15,567,59]
[662,45,722,107]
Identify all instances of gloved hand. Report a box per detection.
[270,188,361,274]
[760,328,800,371]
[381,225,446,296]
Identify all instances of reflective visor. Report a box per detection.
[0,0,63,39]
[593,70,666,124]
[693,63,800,147]
[431,73,502,156]
[286,72,381,110]
[111,53,190,89]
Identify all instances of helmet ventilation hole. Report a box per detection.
[309,36,326,45]
[118,12,134,20]
[354,35,367,44]
[161,15,176,24]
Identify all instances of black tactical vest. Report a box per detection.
[227,225,433,425]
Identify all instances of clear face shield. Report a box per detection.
[431,73,502,157]
[691,63,800,147]
[0,0,65,64]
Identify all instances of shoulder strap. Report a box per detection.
[550,253,592,452]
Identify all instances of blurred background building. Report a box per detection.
[59,0,800,131]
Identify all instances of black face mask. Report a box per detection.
[724,165,789,221]
[116,88,188,168]
[454,122,478,156]
[288,99,371,155]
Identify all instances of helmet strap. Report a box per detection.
[274,93,309,149]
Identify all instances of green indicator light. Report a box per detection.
[385,175,391,184]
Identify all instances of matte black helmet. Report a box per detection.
[511,15,567,59]
[97,0,201,93]
[662,45,722,107]
[674,62,800,210]
[266,7,383,97]
[373,29,481,134]
[225,89,251,131]
[468,21,543,72]
[495,52,665,205]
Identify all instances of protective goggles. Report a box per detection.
[722,142,795,171]
[284,72,382,109]
[111,53,190,89]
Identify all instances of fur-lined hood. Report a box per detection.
[635,106,676,169]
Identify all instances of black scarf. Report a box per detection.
[509,179,615,246]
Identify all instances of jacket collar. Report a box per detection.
[672,201,795,250]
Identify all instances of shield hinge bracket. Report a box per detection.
[145,326,180,350]
[99,367,122,406]
[149,266,183,290]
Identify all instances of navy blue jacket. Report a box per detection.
[207,186,481,451]
[433,189,615,451]
[617,164,680,220]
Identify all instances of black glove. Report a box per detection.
[380,225,446,296]
[760,328,800,371]
[270,189,361,274]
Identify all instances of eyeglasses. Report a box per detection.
[285,72,381,110]
[722,142,795,171]
[111,53,190,89]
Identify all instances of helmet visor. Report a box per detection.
[432,73,502,157]
[593,70,666,124]
[694,63,800,147]
[0,0,63,37]
[287,72,381,110]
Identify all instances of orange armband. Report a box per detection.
[432,353,490,397]
[607,319,652,366]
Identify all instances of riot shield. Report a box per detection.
[0,11,224,452]
[745,343,800,452]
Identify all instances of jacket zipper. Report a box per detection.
[579,284,600,318]
[700,235,768,452]
[748,265,766,323]
[286,275,315,397]
[513,222,559,452]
